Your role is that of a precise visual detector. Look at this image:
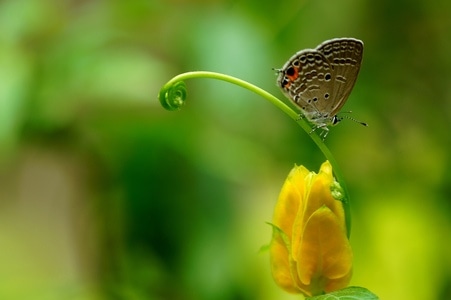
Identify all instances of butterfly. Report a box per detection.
[276,38,367,138]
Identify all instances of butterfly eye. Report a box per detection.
[332,115,342,125]
[325,73,331,81]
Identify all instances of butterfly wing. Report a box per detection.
[277,49,336,123]
[316,38,363,116]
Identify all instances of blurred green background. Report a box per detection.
[0,0,450,299]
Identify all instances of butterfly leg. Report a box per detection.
[319,128,329,140]
[296,114,305,121]
[309,124,329,141]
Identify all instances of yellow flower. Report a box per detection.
[269,161,352,297]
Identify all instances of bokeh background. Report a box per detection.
[0,0,450,299]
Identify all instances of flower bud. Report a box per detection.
[270,161,352,296]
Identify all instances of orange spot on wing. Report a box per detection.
[286,66,300,81]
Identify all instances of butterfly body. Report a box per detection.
[276,38,364,137]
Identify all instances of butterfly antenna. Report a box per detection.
[272,67,282,74]
[340,111,368,127]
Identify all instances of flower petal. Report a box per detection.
[272,165,309,242]
[296,206,353,295]
[269,225,300,293]
[305,161,346,233]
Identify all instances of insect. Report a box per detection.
[276,38,367,138]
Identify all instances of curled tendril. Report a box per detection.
[159,81,187,111]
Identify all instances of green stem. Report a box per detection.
[158,71,351,236]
